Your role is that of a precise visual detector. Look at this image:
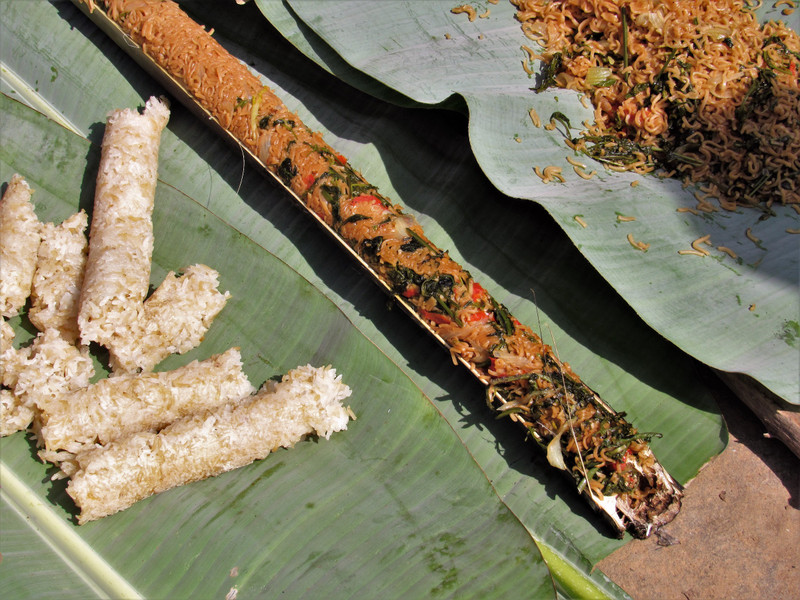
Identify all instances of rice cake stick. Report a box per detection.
[0,174,42,318]
[1,319,22,388]
[108,264,231,373]
[66,364,352,524]
[29,211,89,342]
[1,329,95,437]
[77,96,169,371]
[143,265,229,356]
[36,347,255,460]
[82,0,683,538]
[1,320,33,435]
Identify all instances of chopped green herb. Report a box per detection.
[342,214,371,225]
[277,158,297,185]
[532,52,563,93]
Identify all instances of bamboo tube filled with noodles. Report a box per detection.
[36,347,254,463]
[77,96,169,372]
[66,364,352,524]
[0,174,42,318]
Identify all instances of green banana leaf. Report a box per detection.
[0,1,727,598]
[256,0,800,405]
[0,86,561,600]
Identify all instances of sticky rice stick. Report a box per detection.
[0,174,42,317]
[66,364,352,524]
[29,211,89,342]
[77,96,169,370]
[1,320,32,435]
[0,319,20,387]
[36,347,255,459]
[108,264,231,373]
[144,265,229,354]
[0,390,25,437]
[1,329,95,437]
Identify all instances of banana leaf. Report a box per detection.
[0,1,726,598]
[256,0,800,405]
[0,87,560,600]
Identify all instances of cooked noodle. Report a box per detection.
[512,0,800,208]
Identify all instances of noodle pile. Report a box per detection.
[513,0,800,208]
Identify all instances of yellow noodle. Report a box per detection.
[691,234,712,255]
[528,106,542,127]
[696,199,718,213]
[451,4,477,21]
[522,45,541,62]
[627,233,650,252]
[522,59,535,75]
[676,207,700,215]
[511,0,800,209]
[573,165,597,179]
[565,155,585,168]
[542,165,565,182]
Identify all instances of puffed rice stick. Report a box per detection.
[77,96,169,370]
[0,319,21,387]
[1,320,31,435]
[36,347,254,459]
[66,364,352,523]
[0,389,27,437]
[29,211,89,342]
[0,174,42,317]
[107,264,231,373]
[1,328,94,437]
[143,265,229,355]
